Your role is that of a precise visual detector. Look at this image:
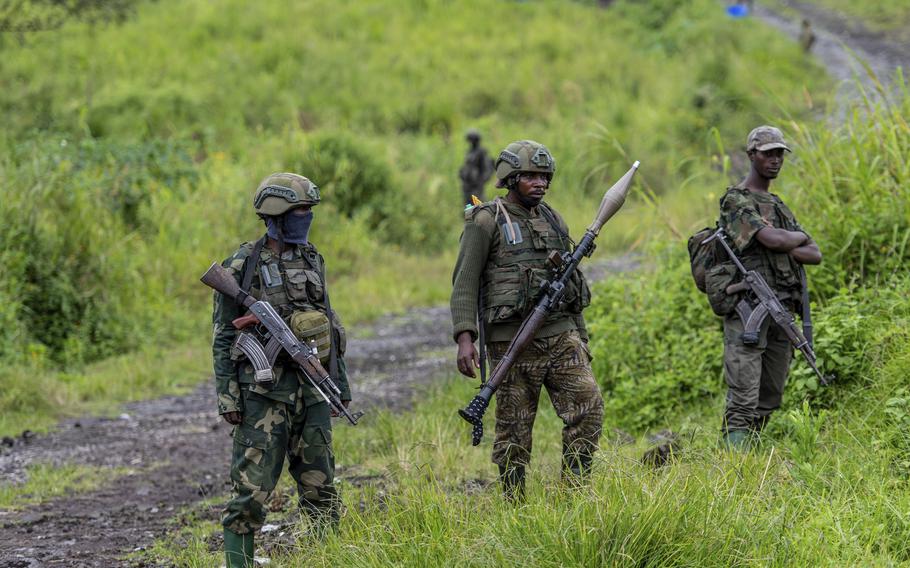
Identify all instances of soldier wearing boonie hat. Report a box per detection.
[746,125,792,153]
[713,126,822,450]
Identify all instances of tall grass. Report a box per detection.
[587,74,910,431]
[0,0,827,431]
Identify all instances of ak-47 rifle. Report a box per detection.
[201,262,364,425]
[705,228,833,386]
[458,161,640,446]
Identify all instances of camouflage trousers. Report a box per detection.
[222,387,339,535]
[722,311,793,433]
[488,329,604,472]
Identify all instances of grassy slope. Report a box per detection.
[0,0,827,433]
[799,0,910,32]
[149,21,910,568]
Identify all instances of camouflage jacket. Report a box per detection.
[212,239,350,415]
[450,199,590,344]
[719,185,807,300]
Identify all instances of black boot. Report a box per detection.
[498,464,526,502]
[562,449,593,485]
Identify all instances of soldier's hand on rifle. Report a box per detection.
[222,411,242,425]
[330,400,350,418]
[456,331,480,378]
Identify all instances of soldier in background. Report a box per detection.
[459,129,495,206]
[450,140,603,498]
[799,19,816,53]
[717,127,822,449]
[212,173,350,566]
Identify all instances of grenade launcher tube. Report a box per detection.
[458,161,639,446]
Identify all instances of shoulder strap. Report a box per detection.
[321,257,340,380]
[302,248,340,380]
[538,203,571,249]
[241,235,267,293]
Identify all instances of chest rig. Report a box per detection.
[738,190,803,298]
[481,199,590,325]
[232,236,336,384]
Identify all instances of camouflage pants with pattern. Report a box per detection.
[722,311,793,433]
[488,329,604,474]
[222,387,339,535]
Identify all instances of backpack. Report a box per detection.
[687,226,719,293]
[687,226,740,316]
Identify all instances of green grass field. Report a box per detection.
[0,0,828,433]
[2,0,909,564]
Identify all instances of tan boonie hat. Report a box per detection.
[746,125,791,153]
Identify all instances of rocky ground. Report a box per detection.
[1,3,907,565]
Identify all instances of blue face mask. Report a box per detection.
[267,209,314,244]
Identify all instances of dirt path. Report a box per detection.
[0,255,638,567]
[752,1,909,105]
[2,3,907,564]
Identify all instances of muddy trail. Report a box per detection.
[753,1,909,103]
[1,3,908,565]
[0,255,637,567]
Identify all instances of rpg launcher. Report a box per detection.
[201,262,364,425]
[458,161,640,446]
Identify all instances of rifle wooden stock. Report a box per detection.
[201,261,364,425]
[201,262,256,309]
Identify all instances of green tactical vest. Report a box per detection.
[722,187,804,300]
[476,200,590,327]
[229,241,339,370]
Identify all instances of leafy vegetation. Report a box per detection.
[0,0,826,430]
[588,79,910,431]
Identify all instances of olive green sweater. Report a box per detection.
[450,199,587,344]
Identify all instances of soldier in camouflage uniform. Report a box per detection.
[450,140,603,498]
[458,129,495,206]
[212,173,351,566]
[717,126,822,449]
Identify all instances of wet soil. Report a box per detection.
[754,1,909,104]
[0,255,638,567]
[1,3,907,564]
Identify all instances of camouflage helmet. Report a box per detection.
[252,172,320,217]
[494,140,556,187]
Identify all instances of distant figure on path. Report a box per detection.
[459,128,495,206]
[799,19,816,53]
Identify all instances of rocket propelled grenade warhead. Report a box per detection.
[588,160,640,236]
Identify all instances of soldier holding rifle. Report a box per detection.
[210,173,351,566]
[717,126,822,449]
[450,140,606,499]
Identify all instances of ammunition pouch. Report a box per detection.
[289,310,332,364]
[705,262,740,316]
